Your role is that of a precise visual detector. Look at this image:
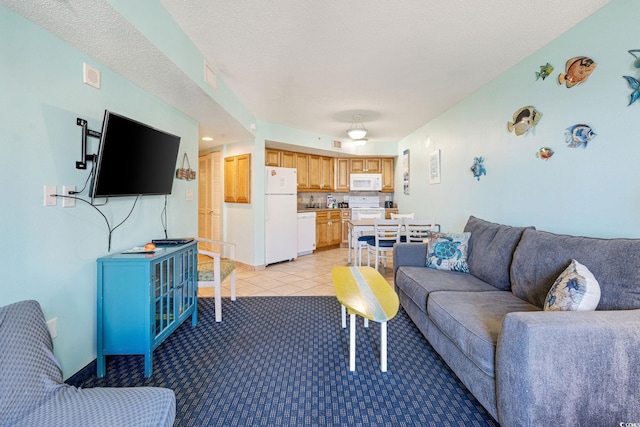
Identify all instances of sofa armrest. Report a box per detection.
[496,310,640,426]
[393,243,427,280]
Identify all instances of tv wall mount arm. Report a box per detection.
[76,118,101,169]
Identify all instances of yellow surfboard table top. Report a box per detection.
[332,266,399,322]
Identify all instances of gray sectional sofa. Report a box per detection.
[0,300,176,427]
[393,216,640,426]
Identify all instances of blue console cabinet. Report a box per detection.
[96,242,197,377]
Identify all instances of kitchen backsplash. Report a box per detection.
[298,191,395,209]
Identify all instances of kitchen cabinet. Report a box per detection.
[381,158,394,192]
[281,151,296,168]
[265,149,281,167]
[335,158,350,192]
[296,153,310,190]
[264,149,393,193]
[224,154,251,203]
[308,155,322,190]
[350,158,382,174]
[316,210,342,249]
[340,209,351,247]
[385,208,398,219]
[320,157,334,191]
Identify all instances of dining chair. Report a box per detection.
[352,212,384,266]
[404,219,437,243]
[390,213,415,219]
[196,238,237,322]
[367,219,402,270]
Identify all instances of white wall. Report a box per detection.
[0,7,198,378]
[394,0,640,238]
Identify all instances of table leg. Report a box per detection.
[350,313,356,371]
[364,318,369,328]
[341,304,346,328]
[348,224,353,264]
[381,321,387,372]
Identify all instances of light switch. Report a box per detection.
[186,189,194,201]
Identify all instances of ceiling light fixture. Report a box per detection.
[353,138,368,146]
[346,115,367,140]
[201,136,213,141]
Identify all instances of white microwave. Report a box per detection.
[349,173,382,191]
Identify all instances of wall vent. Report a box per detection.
[333,140,342,149]
[204,61,217,90]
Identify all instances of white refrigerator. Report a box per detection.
[265,167,298,265]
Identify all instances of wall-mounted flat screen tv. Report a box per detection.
[91,110,181,200]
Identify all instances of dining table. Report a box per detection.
[347,219,441,265]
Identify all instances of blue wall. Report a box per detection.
[395,0,640,238]
[0,7,198,378]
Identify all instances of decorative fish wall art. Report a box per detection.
[470,157,486,181]
[623,50,640,106]
[558,56,597,88]
[536,147,554,160]
[565,124,596,148]
[536,63,554,81]
[507,106,542,136]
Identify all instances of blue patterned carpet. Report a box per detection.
[69,297,498,426]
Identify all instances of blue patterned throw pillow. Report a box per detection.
[426,232,470,273]
[544,259,600,311]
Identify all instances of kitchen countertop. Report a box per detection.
[297,207,397,213]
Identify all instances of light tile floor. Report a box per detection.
[198,247,395,298]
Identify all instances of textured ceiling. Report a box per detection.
[4,0,613,148]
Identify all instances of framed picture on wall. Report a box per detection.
[429,149,441,184]
[403,149,410,195]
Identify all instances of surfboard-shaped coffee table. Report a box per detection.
[332,266,399,372]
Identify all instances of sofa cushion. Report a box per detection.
[427,232,470,273]
[427,291,540,378]
[395,266,498,312]
[463,216,534,291]
[544,259,601,311]
[511,229,640,310]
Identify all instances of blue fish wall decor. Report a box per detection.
[470,157,486,181]
[565,124,596,148]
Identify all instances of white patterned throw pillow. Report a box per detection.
[426,232,470,273]
[544,259,601,311]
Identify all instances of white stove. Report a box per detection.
[349,196,385,219]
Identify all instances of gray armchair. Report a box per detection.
[0,300,175,427]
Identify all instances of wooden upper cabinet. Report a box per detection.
[335,158,349,192]
[224,154,251,203]
[349,158,381,173]
[307,155,322,190]
[265,149,280,167]
[296,153,309,190]
[264,149,394,193]
[320,157,334,191]
[381,158,394,192]
[281,151,296,168]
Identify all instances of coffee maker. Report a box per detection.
[384,200,393,208]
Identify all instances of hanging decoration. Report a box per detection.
[536,147,555,160]
[623,50,640,106]
[470,157,486,181]
[507,105,542,136]
[564,124,596,148]
[176,153,196,180]
[535,63,554,81]
[558,56,597,88]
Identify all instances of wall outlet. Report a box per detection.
[46,317,58,339]
[44,185,57,206]
[186,189,194,201]
[62,185,76,207]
